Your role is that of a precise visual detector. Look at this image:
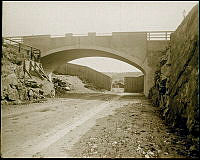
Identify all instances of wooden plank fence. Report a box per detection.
[55,63,112,91]
[124,75,144,93]
[2,37,41,62]
[2,37,50,81]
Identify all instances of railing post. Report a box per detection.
[29,61,32,72]
[26,50,29,60]
[18,43,21,53]
[146,32,148,40]
[165,32,167,40]
[39,50,41,59]
[148,32,150,40]
[31,47,33,60]
[23,59,26,80]
[38,50,41,62]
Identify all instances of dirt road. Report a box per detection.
[1,92,192,158]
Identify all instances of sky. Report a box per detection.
[2,1,198,72]
[69,57,142,73]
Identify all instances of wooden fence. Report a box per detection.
[2,37,41,62]
[124,75,144,93]
[55,63,112,91]
[2,37,50,81]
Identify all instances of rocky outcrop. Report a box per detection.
[1,46,55,105]
[52,77,71,95]
[148,4,199,154]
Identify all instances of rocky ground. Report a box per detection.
[1,93,119,157]
[52,74,104,95]
[67,95,198,158]
[1,92,198,158]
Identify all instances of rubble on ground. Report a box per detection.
[51,73,102,94]
[52,76,72,95]
[67,100,197,158]
[81,78,107,92]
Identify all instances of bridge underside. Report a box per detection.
[40,48,152,96]
[41,49,145,74]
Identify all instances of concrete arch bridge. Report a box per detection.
[11,31,173,96]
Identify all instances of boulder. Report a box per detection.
[65,86,71,91]
[25,80,41,88]
[1,73,20,101]
[3,85,19,101]
[41,80,55,97]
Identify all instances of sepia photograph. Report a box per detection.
[1,1,199,158]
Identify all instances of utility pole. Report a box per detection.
[183,9,186,19]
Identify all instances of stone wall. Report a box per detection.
[148,4,198,151]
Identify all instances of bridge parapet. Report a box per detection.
[4,31,174,42]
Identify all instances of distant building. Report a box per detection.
[112,82,124,88]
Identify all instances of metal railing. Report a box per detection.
[2,37,41,62]
[4,36,24,43]
[146,31,174,40]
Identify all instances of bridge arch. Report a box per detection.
[41,45,146,75]
[41,45,149,95]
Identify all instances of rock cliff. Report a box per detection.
[148,4,199,153]
[1,45,55,105]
